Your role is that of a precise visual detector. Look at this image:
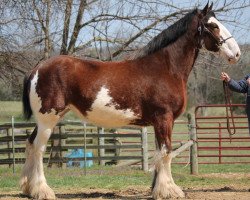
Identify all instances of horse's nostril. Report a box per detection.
[236,53,240,58]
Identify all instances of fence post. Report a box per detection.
[187,114,198,175]
[11,116,15,174]
[83,123,87,175]
[218,122,222,164]
[7,128,11,168]
[59,124,66,168]
[98,127,105,166]
[141,127,148,172]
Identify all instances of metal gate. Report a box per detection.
[195,104,250,164]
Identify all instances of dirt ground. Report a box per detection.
[1,185,250,200]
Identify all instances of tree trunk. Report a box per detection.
[60,0,73,55]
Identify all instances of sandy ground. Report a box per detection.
[1,186,250,200]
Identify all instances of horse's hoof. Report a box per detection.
[30,184,56,200]
[152,183,185,199]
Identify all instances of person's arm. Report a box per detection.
[228,79,248,93]
[247,78,250,97]
[221,72,248,93]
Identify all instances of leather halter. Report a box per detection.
[197,20,233,49]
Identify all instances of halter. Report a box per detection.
[197,20,233,49]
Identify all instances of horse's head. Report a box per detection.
[198,2,241,64]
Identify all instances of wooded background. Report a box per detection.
[0,0,249,111]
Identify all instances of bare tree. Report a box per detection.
[32,0,52,59]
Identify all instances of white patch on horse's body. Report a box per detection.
[208,16,241,63]
[29,71,41,113]
[86,86,138,127]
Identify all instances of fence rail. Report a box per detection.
[195,104,250,164]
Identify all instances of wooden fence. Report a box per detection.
[0,119,197,173]
[0,121,149,169]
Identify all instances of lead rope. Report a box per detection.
[223,81,236,142]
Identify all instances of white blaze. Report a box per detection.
[208,17,241,63]
[86,86,138,127]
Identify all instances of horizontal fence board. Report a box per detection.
[0,133,142,142]
[0,144,143,154]
[198,155,250,157]
[198,147,250,150]
[0,135,27,142]
[0,123,36,129]
[0,121,143,130]
[70,144,142,149]
[66,133,142,138]
[0,156,143,165]
[0,147,25,154]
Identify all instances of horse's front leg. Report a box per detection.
[152,113,185,199]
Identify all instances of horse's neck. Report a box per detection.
[161,33,198,81]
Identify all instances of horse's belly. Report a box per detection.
[73,86,139,128]
[86,107,138,127]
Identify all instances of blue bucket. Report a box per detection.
[66,149,93,168]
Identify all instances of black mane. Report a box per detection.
[133,9,198,59]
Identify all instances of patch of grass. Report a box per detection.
[171,164,250,188]
[0,101,23,122]
[45,165,152,190]
[197,163,250,174]
[1,164,250,192]
[48,172,151,190]
[0,166,20,191]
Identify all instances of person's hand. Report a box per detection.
[221,72,231,82]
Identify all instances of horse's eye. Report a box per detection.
[213,24,219,29]
[206,22,219,29]
[211,23,219,29]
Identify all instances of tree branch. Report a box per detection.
[67,0,87,54]
[111,10,187,58]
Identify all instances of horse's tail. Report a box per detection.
[22,73,32,120]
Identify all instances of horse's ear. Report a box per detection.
[208,2,213,12]
[202,1,210,16]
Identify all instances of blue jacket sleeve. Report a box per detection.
[228,79,248,93]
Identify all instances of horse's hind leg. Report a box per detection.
[20,114,60,199]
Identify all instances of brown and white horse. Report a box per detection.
[20,3,240,200]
